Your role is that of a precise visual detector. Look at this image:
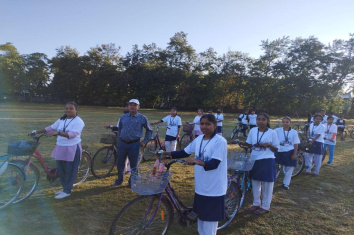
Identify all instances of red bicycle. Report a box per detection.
[11,133,91,203]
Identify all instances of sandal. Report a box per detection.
[254,208,269,215]
[246,205,260,212]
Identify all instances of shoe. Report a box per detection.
[254,208,269,215]
[55,190,63,195]
[110,182,122,188]
[54,192,70,199]
[247,205,260,212]
[326,162,332,166]
[282,184,289,190]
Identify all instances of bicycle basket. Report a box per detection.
[183,124,194,133]
[8,140,37,156]
[100,133,117,145]
[227,151,255,171]
[130,165,173,195]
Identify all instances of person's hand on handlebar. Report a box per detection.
[29,130,37,136]
[104,125,113,129]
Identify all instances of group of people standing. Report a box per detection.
[31,99,347,235]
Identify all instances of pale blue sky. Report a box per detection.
[1,0,353,58]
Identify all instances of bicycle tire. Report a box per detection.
[178,134,192,150]
[230,127,238,139]
[0,163,25,210]
[342,131,347,138]
[350,130,354,139]
[109,195,174,235]
[322,148,327,163]
[217,181,240,230]
[143,139,157,161]
[275,163,282,179]
[91,146,116,178]
[11,160,40,204]
[74,150,91,186]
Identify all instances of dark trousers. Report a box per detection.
[116,140,140,185]
[56,145,80,194]
[241,124,248,137]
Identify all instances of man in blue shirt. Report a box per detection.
[111,99,153,187]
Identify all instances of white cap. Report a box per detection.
[128,99,140,105]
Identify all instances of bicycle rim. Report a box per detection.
[91,146,116,178]
[290,152,305,178]
[143,140,157,161]
[0,163,25,209]
[218,181,240,230]
[179,134,191,150]
[110,195,173,235]
[275,163,282,179]
[74,151,91,186]
[11,160,40,204]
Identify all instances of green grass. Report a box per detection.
[0,102,353,235]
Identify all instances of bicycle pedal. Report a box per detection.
[186,211,198,221]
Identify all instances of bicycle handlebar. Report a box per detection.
[230,140,253,150]
[29,133,46,144]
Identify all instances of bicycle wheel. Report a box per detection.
[282,152,305,178]
[0,163,25,210]
[110,195,174,235]
[91,146,116,178]
[217,181,240,230]
[11,160,40,204]
[143,140,157,161]
[179,134,192,150]
[275,163,282,179]
[350,129,354,139]
[322,148,327,163]
[230,126,238,139]
[342,130,347,138]
[74,150,91,186]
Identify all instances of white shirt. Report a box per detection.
[239,114,248,124]
[193,115,202,132]
[336,119,345,128]
[51,117,85,146]
[162,115,182,137]
[184,134,228,197]
[248,114,257,125]
[215,114,224,126]
[321,115,328,124]
[274,128,300,152]
[324,123,337,145]
[309,123,326,143]
[246,128,280,161]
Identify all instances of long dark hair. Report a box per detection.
[60,101,78,120]
[257,112,271,128]
[200,114,217,134]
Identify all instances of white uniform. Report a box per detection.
[162,115,182,152]
[248,114,257,126]
[305,123,326,175]
[193,115,203,136]
[324,124,337,145]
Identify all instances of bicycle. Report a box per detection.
[0,154,25,210]
[91,127,118,178]
[11,133,91,203]
[142,124,167,161]
[230,119,243,139]
[218,141,254,230]
[178,122,195,150]
[110,151,197,234]
[275,150,306,179]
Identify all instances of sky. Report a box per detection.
[1,0,353,59]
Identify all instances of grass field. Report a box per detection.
[0,102,353,235]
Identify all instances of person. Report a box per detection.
[304,114,325,176]
[151,107,182,152]
[248,110,257,129]
[31,102,85,199]
[240,113,279,215]
[214,109,224,135]
[274,116,300,190]
[324,116,337,166]
[336,115,346,141]
[191,108,203,138]
[238,110,249,137]
[105,106,131,174]
[163,114,227,235]
[319,109,328,124]
[207,109,213,115]
[111,99,153,187]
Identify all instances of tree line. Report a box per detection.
[1,32,353,116]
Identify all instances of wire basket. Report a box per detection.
[183,124,194,133]
[130,165,173,195]
[100,133,117,145]
[227,151,255,171]
[8,140,38,156]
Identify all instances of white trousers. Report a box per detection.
[124,158,130,173]
[252,180,274,210]
[165,140,177,152]
[283,166,294,187]
[197,219,218,235]
[305,153,322,175]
